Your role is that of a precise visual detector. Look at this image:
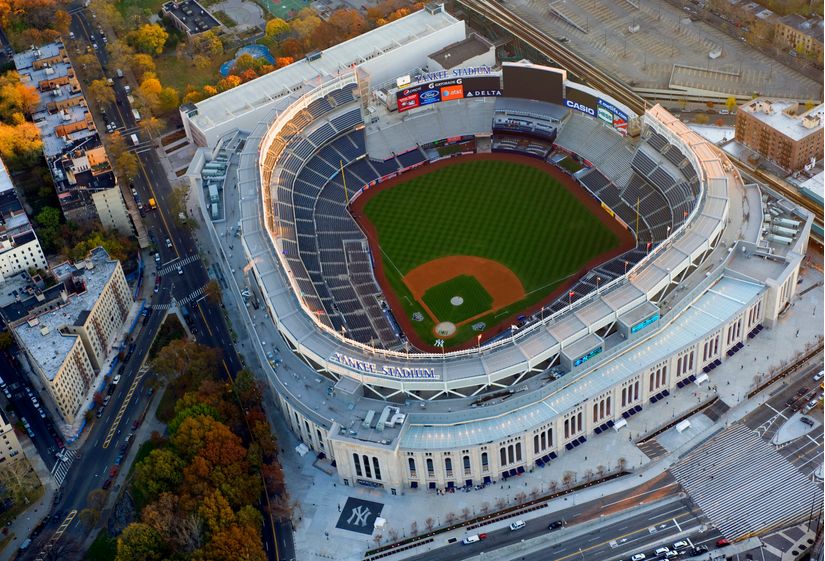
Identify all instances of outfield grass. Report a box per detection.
[362,159,621,347]
[422,275,493,324]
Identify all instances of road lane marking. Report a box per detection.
[102,369,146,449]
[673,517,682,532]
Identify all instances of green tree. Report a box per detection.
[0,331,13,349]
[35,206,61,250]
[133,448,186,498]
[169,403,222,434]
[127,23,169,55]
[116,522,167,561]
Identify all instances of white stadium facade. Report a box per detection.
[181,4,812,494]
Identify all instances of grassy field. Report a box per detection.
[362,159,621,347]
[422,275,493,324]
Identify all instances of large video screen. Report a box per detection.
[564,87,598,117]
[396,76,503,112]
[502,64,564,105]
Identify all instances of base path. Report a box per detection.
[404,256,525,326]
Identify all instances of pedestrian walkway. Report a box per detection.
[151,285,206,309]
[669,424,822,539]
[157,253,199,276]
[50,449,78,487]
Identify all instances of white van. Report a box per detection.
[509,520,526,531]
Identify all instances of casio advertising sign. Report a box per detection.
[564,99,595,116]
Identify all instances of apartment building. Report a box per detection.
[0,410,22,464]
[735,98,824,171]
[0,158,47,283]
[13,248,133,425]
[775,14,824,60]
[13,42,133,235]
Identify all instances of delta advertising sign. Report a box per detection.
[396,74,502,112]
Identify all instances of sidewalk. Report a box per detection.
[0,440,57,561]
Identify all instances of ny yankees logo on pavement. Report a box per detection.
[347,505,372,526]
[336,497,384,535]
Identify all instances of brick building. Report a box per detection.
[735,98,823,171]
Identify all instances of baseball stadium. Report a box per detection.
[181,3,816,539]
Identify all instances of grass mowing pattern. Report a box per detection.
[362,159,621,346]
[421,275,493,324]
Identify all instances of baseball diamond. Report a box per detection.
[353,154,635,348]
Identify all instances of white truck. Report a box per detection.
[130,133,139,146]
[132,108,141,122]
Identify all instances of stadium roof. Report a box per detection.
[187,7,460,134]
[428,33,492,69]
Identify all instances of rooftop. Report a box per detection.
[428,33,493,69]
[13,42,95,159]
[740,98,824,142]
[14,248,118,379]
[779,14,825,41]
[0,271,68,325]
[187,6,459,134]
[162,0,220,34]
[0,157,39,256]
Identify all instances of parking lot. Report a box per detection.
[509,0,821,100]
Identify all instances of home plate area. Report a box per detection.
[335,497,385,535]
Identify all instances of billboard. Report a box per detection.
[396,76,502,112]
[502,64,565,105]
[462,76,502,98]
[597,98,629,136]
[564,87,598,117]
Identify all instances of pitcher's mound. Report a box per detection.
[435,322,456,336]
[450,296,464,306]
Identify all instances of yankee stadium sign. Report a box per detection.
[412,65,493,84]
[330,353,440,379]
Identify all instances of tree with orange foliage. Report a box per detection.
[216,75,242,92]
[275,57,294,69]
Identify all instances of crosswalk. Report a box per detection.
[158,254,200,276]
[669,424,823,539]
[51,449,79,487]
[152,285,206,310]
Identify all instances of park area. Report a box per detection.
[355,154,633,349]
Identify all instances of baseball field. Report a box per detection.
[353,154,634,350]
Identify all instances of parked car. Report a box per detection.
[509,520,525,531]
[165,238,172,248]
[461,533,487,545]
[548,520,564,530]
[672,540,689,550]
[716,538,731,547]
[96,407,104,418]
[801,416,814,426]
[630,554,646,561]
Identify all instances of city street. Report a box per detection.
[13,6,286,560]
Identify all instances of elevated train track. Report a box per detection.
[457,0,823,239]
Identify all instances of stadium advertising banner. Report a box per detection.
[597,98,629,136]
[502,63,565,105]
[396,75,502,112]
[564,87,598,117]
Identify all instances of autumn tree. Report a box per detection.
[87,79,116,107]
[0,331,13,350]
[127,23,169,55]
[142,492,203,553]
[106,39,136,75]
[106,132,139,182]
[0,71,39,121]
[117,523,168,561]
[290,8,322,48]
[725,96,737,112]
[204,279,222,306]
[198,523,266,561]
[89,0,126,33]
[190,30,223,60]
[0,121,43,167]
[139,116,165,139]
[130,54,157,81]
[152,339,221,384]
[265,17,289,39]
